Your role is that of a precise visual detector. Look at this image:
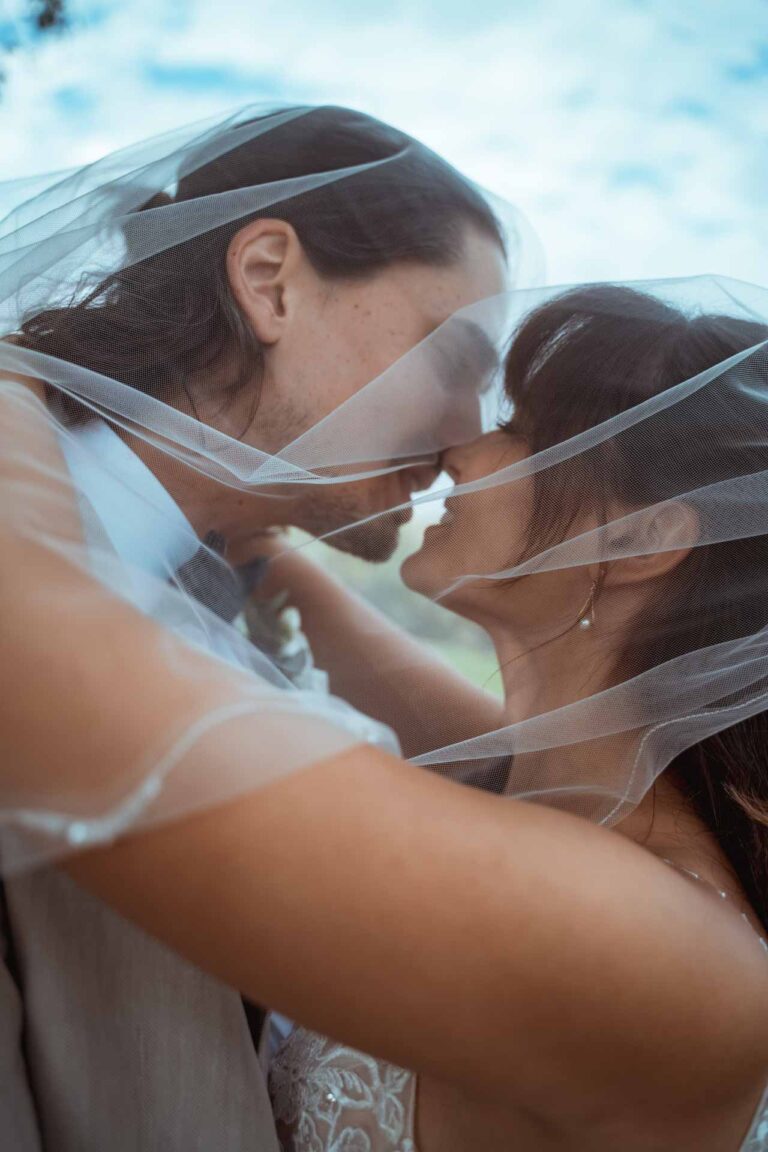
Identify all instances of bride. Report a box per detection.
[260,283,768,1151]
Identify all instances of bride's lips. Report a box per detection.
[440,492,460,523]
[424,496,458,535]
[440,498,457,524]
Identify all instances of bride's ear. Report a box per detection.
[226,219,303,345]
[603,501,700,587]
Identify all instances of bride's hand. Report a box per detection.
[225,526,292,569]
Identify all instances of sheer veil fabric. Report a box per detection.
[2,104,768,897]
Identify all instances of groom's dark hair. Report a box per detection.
[18,105,503,427]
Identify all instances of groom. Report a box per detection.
[2,106,507,1152]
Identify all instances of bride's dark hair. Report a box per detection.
[503,283,768,928]
[17,105,502,426]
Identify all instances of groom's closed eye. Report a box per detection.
[427,323,500,399]
[459,326,500,394]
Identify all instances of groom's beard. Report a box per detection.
[292,490,411,562]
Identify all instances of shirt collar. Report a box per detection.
[60,419,199,580]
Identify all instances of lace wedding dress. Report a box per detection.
[269,1024,768,1152]
[270,1028,417,1152]
[269,1029,768,1152]
[269,865,768,1152]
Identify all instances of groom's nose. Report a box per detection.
[404,460,440,492]
[438,444,464,482]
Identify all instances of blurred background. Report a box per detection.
[1,0,766,285]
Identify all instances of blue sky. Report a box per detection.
[1,0,766,284]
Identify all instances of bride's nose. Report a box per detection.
[439,439,480,482]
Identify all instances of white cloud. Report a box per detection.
[0,0,766,283]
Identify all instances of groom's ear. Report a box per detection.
[226,219,303,344]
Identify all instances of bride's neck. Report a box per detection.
[487,621,611,725]
[490,621,749,906]
[485,615,757,924]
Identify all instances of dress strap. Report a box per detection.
[658,857,768,953]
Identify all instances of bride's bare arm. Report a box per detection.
[246,542,504,756]
[66,736,767,1141]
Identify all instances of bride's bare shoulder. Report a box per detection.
[414,826,768,1152]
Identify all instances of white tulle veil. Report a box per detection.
[2,104,768,877]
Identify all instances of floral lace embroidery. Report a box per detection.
[270,1025,768,1152]
[269,1027,416,1152]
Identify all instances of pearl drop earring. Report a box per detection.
[575,579,600,632]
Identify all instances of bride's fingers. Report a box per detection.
[225,526,291,568]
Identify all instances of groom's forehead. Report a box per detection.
[405,241,506,322]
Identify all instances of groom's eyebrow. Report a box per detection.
[427,321,500,390]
